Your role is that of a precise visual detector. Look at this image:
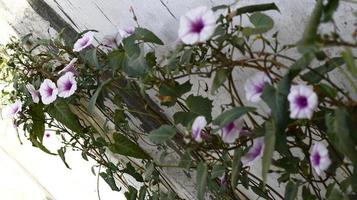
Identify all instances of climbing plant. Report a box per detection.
[1,1,357,199]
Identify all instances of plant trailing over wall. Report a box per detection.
[1,1,357,199]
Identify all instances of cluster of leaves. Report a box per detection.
[1,1,357,199]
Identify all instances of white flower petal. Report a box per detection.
[241,137,264,166]
[192,116,207,143]
[288,85,318,119]
[244,72,271,103]
[73,31,94,52]
[178,6,216,44]
[39,79,58,105]
[57,72,77,98]
[26,84,40,103]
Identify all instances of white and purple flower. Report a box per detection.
[221,118,244,143]
[57,72,77,98]
[241,137,264,166]
[59,58,78,75]
[118,27,135,39]
[102,33,122,49]
[310,142,331,176]
[2,100,23,119]
[39,79,58,105]
[192,116,207,143]
[288,85,318,119]
[26,84,40,104]
[73,31,94,52]
[244,72,271,103]
[178,6,217,45]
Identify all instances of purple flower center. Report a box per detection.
[224,122,236,134]
[254,83,264,94]
[45,133,50,138]
[295,95,308,108]
[46,87,53,97]
[80,37,90,47]
[191,18,205,33]
[312,152,321,166]
[64,80,73,91]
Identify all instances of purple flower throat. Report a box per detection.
[46,87,53,97]
[191,18,205,33]
[312,152,321,166]
[224,122,235,134]
[64,80,73,91]
[295,95,308,108]
[80,37,89,46]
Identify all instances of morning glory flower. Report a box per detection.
[57,72,77,98]
[244,72,271,103]
[39,79,58,105]
[192,116,207,143]
[26,84,40,103]
[221,118,244,143]
[73,31,94,52]
[288,85,318,119]
[102,33,122,49]
[241,137,264,166]
[310,142,331,175]
[2,100,23,118]
[178,6,217,45]
[118,27,135,39]
[59,58,78,75]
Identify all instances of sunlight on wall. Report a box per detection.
[0,1,125,199]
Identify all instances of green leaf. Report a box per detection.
[243,12,274,36]
[121,162,144,182]
[197,162,208,200]
[322,0,340,22]
[285,181,298,200]
[251,185,270,199]
[342,48,357,77]
[148,125,176,144]
[47,100,83,134]
[275,157,300,174]
[109,133,150,159]
[58,147,71,169]
[123,39,140,58]
[107,49,125,70]
[159,80,192,98]
[231,148,243,188]
[88,79,112,114]
[211,69,229,94]
[180,49,193,65]
[211,165,225,179]
[83,48,100,69]
[100,169,120,191]
[298,0,323,52]
[124,186,138,200]
[123,49,149,77]
[326,108,357,165]
[179,150,192,169]
[301,57,344,84]
[327,188,349,200]
[138,186,147,200]
[262,120,276,185]
[213,107,255,129]
[133,28,164,45]
[232,3,280,16]
[186,95,213,122]
[173,112,198,127]
[302,186,316,200]
[29,104,45,142]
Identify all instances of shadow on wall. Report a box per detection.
[0,0,126,199]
